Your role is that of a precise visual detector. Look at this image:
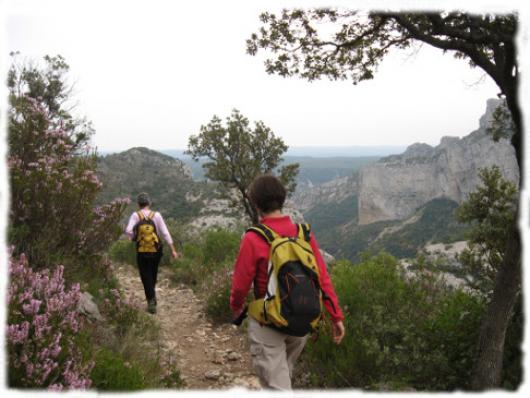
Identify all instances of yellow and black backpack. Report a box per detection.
[133,211,161,253]
[247,223,326,337]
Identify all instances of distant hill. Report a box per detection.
[154,145,406,159]
[99,146,397,184]
[96,147,210,221]
[154,150,380,183]
[285,145,406,157]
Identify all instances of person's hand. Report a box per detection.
[171,249,179,259]
[332,321,345,345]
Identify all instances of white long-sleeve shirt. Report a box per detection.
[125,208,173,245]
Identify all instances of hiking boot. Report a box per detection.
[147,299,157,314]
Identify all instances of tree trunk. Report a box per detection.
[504,87,523,170]
[469,80,523,390]
[470,214,521,389]
[239,187,259,225]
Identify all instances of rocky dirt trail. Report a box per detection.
[114,263,261,390]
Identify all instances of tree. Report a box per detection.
[186,109,299,224]
[456,167,517,295]
[247,10,521,389]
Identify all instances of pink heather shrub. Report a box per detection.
[8,54,130,267]
[7,252,94,390]
[6,54,131,390]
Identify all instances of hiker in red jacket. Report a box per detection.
[230,174,345,390]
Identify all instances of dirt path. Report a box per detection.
[114,263,261,390]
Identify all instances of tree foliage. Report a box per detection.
[457,167,517,295]
[247,10,521,164]
[186,109,299,224]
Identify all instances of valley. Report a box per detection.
[96,99,518,264]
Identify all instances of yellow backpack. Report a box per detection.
[133,211,160,253]
[247,223,324,336]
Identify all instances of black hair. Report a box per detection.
[248,174,286,214]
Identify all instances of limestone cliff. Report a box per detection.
[289,173,360,212]
[357,99,519,224]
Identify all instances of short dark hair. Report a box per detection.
[248,174,286,214]
[137,192,151,208]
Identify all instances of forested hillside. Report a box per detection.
[97,147,208,221]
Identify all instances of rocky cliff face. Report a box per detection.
[357,99,519,224]
[289,173,360,212]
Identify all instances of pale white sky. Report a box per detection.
[3,0,528,152]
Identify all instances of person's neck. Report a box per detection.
[260,210,283,219]
[140,206,150,211]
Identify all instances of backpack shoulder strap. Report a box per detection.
[137,211,145,221]
[147,211,155,220]
[297,223,311,242]
[246,223,277,245]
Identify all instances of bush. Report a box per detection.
[8,55,129,269]
[165,228,242,324]
[7,252,94,390]
[90,348,146,390]
[108,239,137,267]
[204,261,234,324]
[6,54,181,391]
[93,283,184,390]
[169,228,240,288]
[203,228,241,265]
[300,252,485,391]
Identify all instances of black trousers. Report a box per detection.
[136,250,162,302]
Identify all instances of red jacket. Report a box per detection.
[230,215,344,323]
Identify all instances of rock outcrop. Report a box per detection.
[289,173,360,212]
[357,99,519,224]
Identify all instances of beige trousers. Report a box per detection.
[247,317,309,390]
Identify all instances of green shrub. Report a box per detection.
[301,252,485,391]
[203,228,241,265]
[166,228,242,324]
[419,290,484,389]
[93,289,185,390]
[204,262,233,324]
[169,228,240,288]
[108,239,137,266]
[91,347,146,391]
[170,256,206,287]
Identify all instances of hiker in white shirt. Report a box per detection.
[125,192,178,314]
